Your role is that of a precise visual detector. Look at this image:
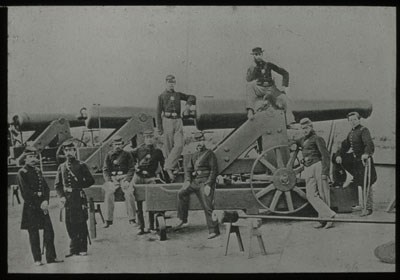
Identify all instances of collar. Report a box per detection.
[255,60,266,67]
[352,124,362,131]
[111,149,123,156]
[166,89,175,93]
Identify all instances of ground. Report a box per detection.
[8,192,395,273]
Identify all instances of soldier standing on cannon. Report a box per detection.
[131,129,165,235]
[17,146,62,266]
[174,132,220,239]
[245,47,295,125]
[295,118,336,229]
[55,140,95,257]
[335,112,377,216]
[156,74,196,182]
[102,135,137,228]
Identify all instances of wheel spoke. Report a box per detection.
[293,186,307,200]
[275,148,285,168]
[252,174,274,182]
[259,157,277,173]
[255,184,275,199]
[293,166,304,174]
[287,149,299,169]
[285,191,294,211]
[269,190,282,211]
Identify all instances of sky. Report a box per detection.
[8,6,396,136]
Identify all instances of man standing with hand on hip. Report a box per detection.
[156,74,196,182]
[295,118,336,229]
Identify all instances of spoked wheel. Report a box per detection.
[250,144,308,214]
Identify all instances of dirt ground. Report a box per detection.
[8,191,395,273]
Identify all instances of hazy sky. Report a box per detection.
[8,6,396,135]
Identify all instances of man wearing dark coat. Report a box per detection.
[174,132,220,239]
[17,146,62,266]
[336,112,377,216]
[55,140,95,257]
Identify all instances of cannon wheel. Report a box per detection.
[250,144,308,214]
[156,214,167,241]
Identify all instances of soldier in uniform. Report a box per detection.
[174,132,220,239]
[156,74,196,182]
[131,129,165,235]
[54,140,95,257]
[295,118,336,229]
[102,135,136,228]
[16,146,62,266]
[335,112,377,216]
[246,47,295,125]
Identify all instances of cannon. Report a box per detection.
[83,97,372,240]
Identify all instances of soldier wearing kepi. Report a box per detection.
[17,146,62,266]
[102,135,136,228]
[55,140,95,257]
[336,112,377,216]
[131,129,165,235]
[175,132,220,239]
[295,118,336,229]
[156,74,196,182]
[246,47,295,125]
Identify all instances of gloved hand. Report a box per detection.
[361,154,369,165]
[335,156,342,164]
[121,180,130,190]
[204,185,211,196]
[41,200,49,215]
[182,181,190,190]
[59,197,66,208]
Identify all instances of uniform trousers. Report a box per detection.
[103,177,137,221]
[342,153,377,210]
[177,177,220,234]
[162,117,184,171]
[27,215,57,262]
[304,161,336,219]
[246,81,295,123]
[132,174,156,230]
[66,219,88,254]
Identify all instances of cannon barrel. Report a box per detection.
[85,105,195,129]
[8,112,85,131]
[195,98,373,130]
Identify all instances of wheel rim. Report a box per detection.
[250,144,308,214]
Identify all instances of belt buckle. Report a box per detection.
[117,171,123,175]
[111,171,116,175]
[171,112,177,117]
[165,112,171,117]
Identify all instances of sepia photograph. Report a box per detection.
[7,6,396,273]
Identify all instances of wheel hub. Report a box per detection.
[273,168,296,192]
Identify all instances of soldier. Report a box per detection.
[335,112,377,216]
[174,132,220,239]
[16,146,62,266]
[54,140,95,257]
[102,135,136,228]
[246,47,295,125]
[131,129,165,235]
[156,74,196,182]
[295,118,336,229]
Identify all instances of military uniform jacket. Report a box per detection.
[338,124,375,159]
[246,60,289,87]
[296,130,330,176]
[55,159,95,223]
[17,164,50,230]
[184,148,218,186]
[131,144,164,178]
[103,150,135,182]
[156,89,196,131]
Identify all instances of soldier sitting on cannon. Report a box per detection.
[174,131,220,239]
[55,140,95,257]
[102,135,137,228]
[245,47,295,125]
[131,129,165,235]
[335,112,377,216]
